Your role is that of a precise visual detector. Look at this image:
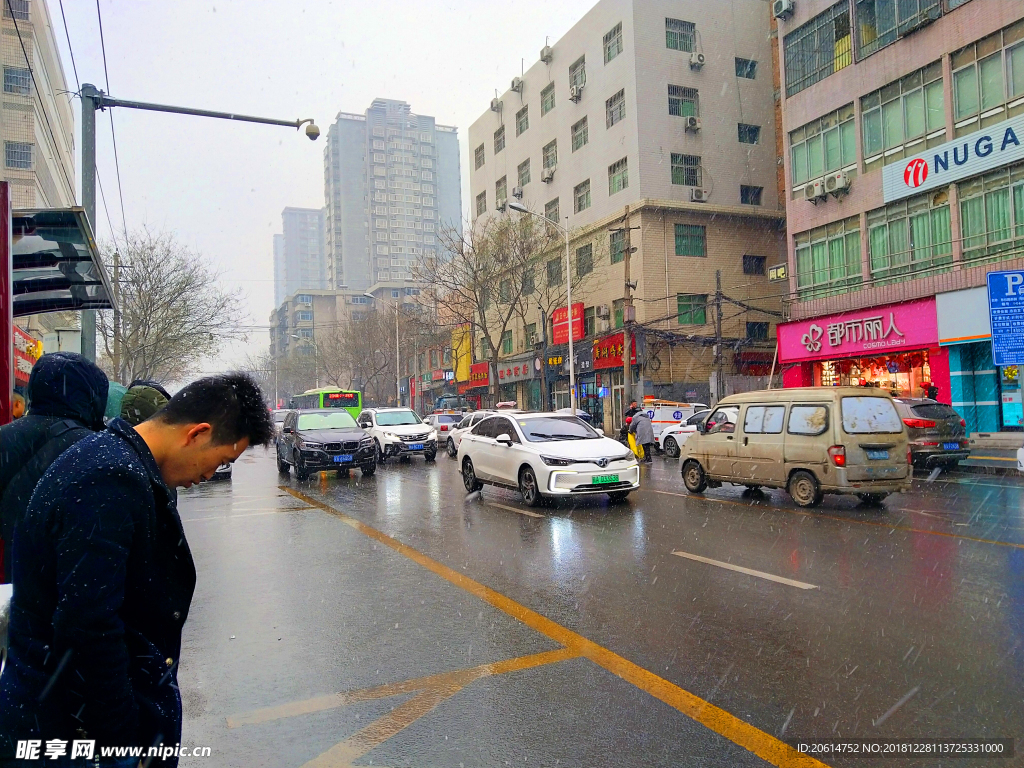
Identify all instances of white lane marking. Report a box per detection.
[183,508,313,523]
[485,501,544,519]
[670,550,819,590]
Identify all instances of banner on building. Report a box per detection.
[551,303,584,345]
[13,326,41,386]
[452,324,472,382]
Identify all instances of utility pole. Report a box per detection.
[80,86,99,362]
[538,305,549,410]
[622,205,633,413]
[112,251,120,383]
[714,269,724,404]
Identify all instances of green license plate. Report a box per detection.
[592,474,620,484]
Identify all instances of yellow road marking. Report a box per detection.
[645,488,1024,550]
[967,455,1017,462]
[282,486,830,768]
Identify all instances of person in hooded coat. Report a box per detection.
[628,409,655,462]
[0,352,108,583]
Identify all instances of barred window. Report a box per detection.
[547,257,562,287]
[576,244,593,278]
[542,139,557,169]
[515,105,529,137]
[670,154,701,187]
[3,0,28,20]
[604,23,623,63]
[5,141,32,169]
[610,229,625,264]
[571,117,589,152]
[746,322,769,340]
[855,0,941,59]
[517,158,531,188]
[474,144,485,169]
[608,158,628,195]
[3,67,31,95]
[494,126,505,154]
[743,255,767,275]
[544,198,559,223]
[783,2,852,97]
[606,89,626,128]
[475,191,487,216]
[574,179,591,213]
[674,224,706,257]
[569,56,586,89]
[668,85,698,117]
[666,18,695,52]
[541,83,556,115]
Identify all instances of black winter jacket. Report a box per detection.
[0,352,108,581]
[0,418,196,762]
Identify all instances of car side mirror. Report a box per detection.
[496,433,513,447]
[283,426,293,434]
[696,423,706,435]
[596,427,605,435]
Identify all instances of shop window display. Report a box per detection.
[815,351,932,399]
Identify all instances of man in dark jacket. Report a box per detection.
[0,372,274,763]
[0,352,109,583]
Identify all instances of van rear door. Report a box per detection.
[840,396,908,481]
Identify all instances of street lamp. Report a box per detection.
[365,291,401,405]
[290,334,319,388]
[507,199,576,414]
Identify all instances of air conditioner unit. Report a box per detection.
[597,318,611,333]
[773,0,794,20]
[511,76,524,93]
[490,98,502,113]
[541,167,555,183]
[540,45,553,63]
[684,116,702,132]
[512,185,524,199]
[690,188,709,203]
[569,85,583,102]
[689,52,706,70]
[825,170,851,195]
[803,179,826,202]
[596,304,610,318]
[496,198,508,212]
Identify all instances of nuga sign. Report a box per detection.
[882,113,1024,203]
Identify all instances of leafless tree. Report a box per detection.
[96,228,247,385]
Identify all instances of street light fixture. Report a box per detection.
[366,291,402,405]
[507,199,576,414]
[290,334,319,388]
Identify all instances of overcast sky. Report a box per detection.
[51,0,587,376]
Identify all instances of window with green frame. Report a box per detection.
[671,154,701,186]
[958,161,1024,265]
[677,294,707,325]
[951,20,1024,138]
[541,82,556,115]
[674,223,706,257]
[501,329,513,355]
[525,323,537,347]
[547,256,562,286]
[794,216,862,300]
[583,306,596,337]
[613,298,625,328]
[666,18,695,52]
[515,105,529,137]
[608,157,628,195]
[867,189,952,285]
[861,61,945,173]
[668,85,698,117]
[576,243,593,277]
[610,229,625,263]
[789,104,856,195]
[854,0,940,59]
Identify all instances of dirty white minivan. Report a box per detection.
[678,387,911,507]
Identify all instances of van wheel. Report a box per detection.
[664,436,680,458]
[788,470,821,508]
[682,460,707,493]
[857,493,888,505]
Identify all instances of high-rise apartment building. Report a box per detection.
[468,0,784,428]
[1,0,75,208]
[323,98,462,291]
[273,207,326,308]
[774,0,1024,433]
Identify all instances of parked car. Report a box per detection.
[657,409,714,458]
[425,413,463,442]
[277,409,376,480]
[458,412,639,506]
[892,398,970,469]
[211,462,233,480]
[642,400,708,440]
[357,407,437,462]
[445,409,496,457]
[679,387,911,507]
[272,409,289,443]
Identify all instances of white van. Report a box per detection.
[679,387,911,507]
[642,400,708,439]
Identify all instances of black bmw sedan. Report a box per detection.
[277,409,376,480]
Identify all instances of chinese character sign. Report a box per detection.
[592,332,637,370]
[551,303,584,345]
[988,270,1024,366]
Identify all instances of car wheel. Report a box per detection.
[519,466,543,507]
[277,453,290,475]
[462,457,483,493]
[857,493,888,505]
[608,490,631,503]
[361,462,376,476]
[681,459,707,493]
[788,470,821,508]
[294,453,310,481]
[664,436,680,459]
[424,449,437,462]
[375,440,387,464]
[446,438,457,458]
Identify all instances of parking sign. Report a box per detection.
[987,270,1024,366]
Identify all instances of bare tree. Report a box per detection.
[96,229,247,385]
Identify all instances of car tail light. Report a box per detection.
[960,418,966,427]
[440,425,449,431]
[903,418,936,429]
[828,445,846,467]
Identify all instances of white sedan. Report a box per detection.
[656,409,712,458]
[458,412,639,506]
[445,410,495,457]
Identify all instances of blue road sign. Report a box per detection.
[987,270,1024,366]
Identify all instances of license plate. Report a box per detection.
[942,442,960,451]
[333,454,353,463]
[866,450,889,460]
[408,443,424,450]
[592,474,620,484]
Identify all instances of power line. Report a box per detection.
[4,0,76,201]
[57,0,80,92]
[95,0,130,242]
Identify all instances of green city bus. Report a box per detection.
[290,388,363,420]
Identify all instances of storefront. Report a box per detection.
[778,298,948,401]
[495,356,535,406]
[456,362,489,409]
[937,286,1021,432]
[593,331,638,433]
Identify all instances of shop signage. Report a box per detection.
[551,302,584,345]
[768,264,787,282]
[593,332,637,370]
[496,360,534,383]
[431,369,454,381]
[882,113,1024,203]
[987,270,1024,366]
[777,298,938,364]
[937,286,990,345]
[458,363,490,394]
[13,327,41,385]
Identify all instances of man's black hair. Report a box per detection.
[152,372,274,447]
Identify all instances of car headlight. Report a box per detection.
[384,432,399,440]
[428,430,437,441]
[302,441,323,450]
[541,455,576,467]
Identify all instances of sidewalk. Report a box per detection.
[959,447,1020,475]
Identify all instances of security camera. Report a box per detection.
[305,122,320,141]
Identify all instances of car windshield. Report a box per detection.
[376,410,422,426]
[297,411,358,430]
[518,416,600,441]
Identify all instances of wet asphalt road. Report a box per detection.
[175,448,1024,767]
